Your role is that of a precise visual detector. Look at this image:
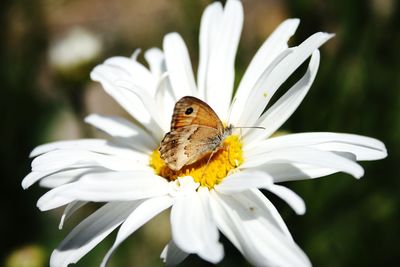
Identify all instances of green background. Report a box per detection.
[1,0,399,266]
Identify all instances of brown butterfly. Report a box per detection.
[159,96,232,171]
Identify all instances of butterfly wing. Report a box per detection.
[159,126,221,171]
[170,96,224,132]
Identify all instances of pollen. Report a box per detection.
[149,135,243,189]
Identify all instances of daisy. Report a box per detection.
[23,0,387,266]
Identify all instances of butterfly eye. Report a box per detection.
[185,107,194,115]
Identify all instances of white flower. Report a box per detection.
[23,1,387,267]
[49,27,102,73]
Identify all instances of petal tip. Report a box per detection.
[297,206,306,216]
[84,113,97,124]
[354,168,365,179]
[324,32,336,39]
[131,48,142,60]
[29,148,39,158]
[21,173,35,189]
[163,32,181,44]
[287,18,301,26]
[21,181,29,190]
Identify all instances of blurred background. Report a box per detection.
[1,0,399,266]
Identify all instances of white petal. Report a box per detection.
[39,173,79,188]
[215,171,305,215]
[203,0,243,120]
[22,170,57,189]
[91,64,151,122]
[267,184,306,215]
[210,191,311,267]
[242,189,293,239]
[161,240,189,267]
[230,18,300,124]
[50,202,137,267]
[215,171,273,193]
[30,138,146,158]
[103,56,156,94]
[37,172,169,210]
[154,73,177,124]
[30,139,99,157]
[243,147,364,178]
[245,132,387,161]
[114,79,169,134]
[90,65,164,138]
[171,187,223,264]
[130,48,141,61]
[163,33,197,99]
[31,150,149,173]
[85,114,157,152]
[59,201,87,230]
[101,195,173,267]
[197,1,223,99]
[257,162,340,183]
[311,137,386,161]
[232,48,292,126]
[144,47,165,78]
[244,50,320,143]
[237,32,334,127]
[37,185,76,211]
[23,167,107,189]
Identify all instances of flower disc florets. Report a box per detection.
[150,135,243,188]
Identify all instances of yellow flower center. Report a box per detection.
[150,135,243,189]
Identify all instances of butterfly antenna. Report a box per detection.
[232,126,266,130]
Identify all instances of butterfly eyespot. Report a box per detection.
[185,107,194,115]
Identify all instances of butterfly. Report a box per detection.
[159,96,232,171]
